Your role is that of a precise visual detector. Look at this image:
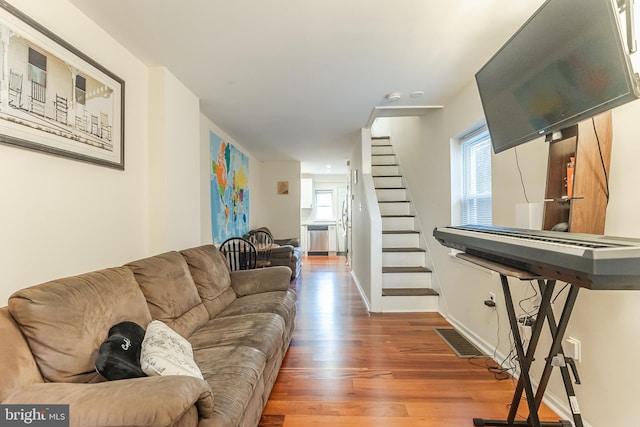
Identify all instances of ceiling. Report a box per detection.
[68,0,544,174]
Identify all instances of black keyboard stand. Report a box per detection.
[456,253,583,427]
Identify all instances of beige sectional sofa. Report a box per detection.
[0,244,296,427]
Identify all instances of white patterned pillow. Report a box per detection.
[140,320,203,380]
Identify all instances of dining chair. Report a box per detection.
[219,237,257,271]
[248,230,274,268]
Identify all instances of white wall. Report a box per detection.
[0,1,265,305]
[350,129,384,311]
[0,0,149,304]
[257,161,301,239]
[198,115,263,244]
[386,79,640,426]
[148,67,201,253]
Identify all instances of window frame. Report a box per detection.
[314,189,335,221]
[455,125,493,226]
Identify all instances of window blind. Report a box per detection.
[461,127,492,226]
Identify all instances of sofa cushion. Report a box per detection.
[180,245,237,318]
[126,251,209,338]
[217,290,296,342]
[8,267,152,383]
[194,345,266,427]
[141,320,203,380]
[188,313,285,360]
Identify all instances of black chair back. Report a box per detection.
[219,237,257,271]
[249,230,273,247]
[248,230,274,268]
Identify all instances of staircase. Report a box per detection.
[371,136,439,312]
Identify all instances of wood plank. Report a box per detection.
[381,288,438,297]
[382,266,431,273]
[570,111,612,234]
[259,256,560,427]
[455,252,542,280]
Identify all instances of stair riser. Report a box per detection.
[371,145,394,155]
[372,165,399,176]
[382,217,415,230]
[371,138,391,146]
[376,188,407,201]
[379,203,411,216]
[374,176,402,188]
[382,233,420,248]
[372,155,396,166]
[381,295,439,312]
[382,252,426,267]
[383,272,432,288]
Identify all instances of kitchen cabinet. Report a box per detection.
[301,178,313,209]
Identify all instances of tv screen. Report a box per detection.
[476,0,640,153]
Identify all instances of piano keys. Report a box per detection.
[433,225,640,290]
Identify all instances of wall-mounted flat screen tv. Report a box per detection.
[476,0,640,153]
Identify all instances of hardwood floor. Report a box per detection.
[260,256,559,427]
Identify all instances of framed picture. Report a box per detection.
[0,1,125,169]
[277,181,289,195]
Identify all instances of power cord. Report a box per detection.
[514,147,531,203]
[552,283,570,304]
[468,297,512,380]
[592,117,610,202]
[518,281,539,317]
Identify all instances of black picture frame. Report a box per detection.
[0,0,125,169]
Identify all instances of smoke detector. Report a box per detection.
[385,92,401,102]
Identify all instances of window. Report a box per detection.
[315,190,334,221]
[75,75,86,105]
[460,127,492,225]
[28,48,47,86]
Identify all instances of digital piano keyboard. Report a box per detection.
[433,225,640,290]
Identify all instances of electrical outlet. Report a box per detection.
[489,292,496,303]
[565,337,582,363]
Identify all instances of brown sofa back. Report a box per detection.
[7,267,152,384]
[180,245,237,318]
[126,251,209,338]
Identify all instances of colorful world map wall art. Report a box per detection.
[210,131,249,243]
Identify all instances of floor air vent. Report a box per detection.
[435,328,484,358]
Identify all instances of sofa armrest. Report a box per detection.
[274,238,300,247]
[3,376,213,426]
[270,245,294,260]
[230,266,292,296]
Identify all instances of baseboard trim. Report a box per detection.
[351,271,372,312]
[445,314,591,427]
